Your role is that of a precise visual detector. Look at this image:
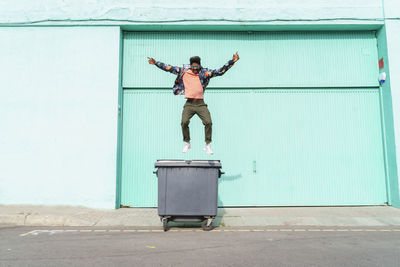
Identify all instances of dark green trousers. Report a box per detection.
[181,99,212,143]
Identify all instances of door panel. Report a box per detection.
[123,31,379,88]
[121,89,387,207]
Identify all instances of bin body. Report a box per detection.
[155,160,221,218]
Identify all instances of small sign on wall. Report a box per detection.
[379,58,384,69]
[379,58,386,84]
[379,72,386,84]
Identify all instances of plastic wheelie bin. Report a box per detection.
[153,160,224,231]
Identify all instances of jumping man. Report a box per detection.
[147,52,239,154]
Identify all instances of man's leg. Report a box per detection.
[196,103,213,144]
[181,103,196,142]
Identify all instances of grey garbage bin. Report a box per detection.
[153,160,224,231]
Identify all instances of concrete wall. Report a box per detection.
[0,27,120,208]
[0,0,383,25]
[384,0,400,207]
[1,0,400,209]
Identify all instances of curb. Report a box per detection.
[2,206,400,227]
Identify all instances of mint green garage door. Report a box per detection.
[120,31,387,207]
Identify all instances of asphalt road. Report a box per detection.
[1,225,400,267]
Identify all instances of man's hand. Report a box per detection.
[232,51,239,63]
[147,57,156,65]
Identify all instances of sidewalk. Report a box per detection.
[1,205,400,227]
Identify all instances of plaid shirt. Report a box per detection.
[155,60,235,95]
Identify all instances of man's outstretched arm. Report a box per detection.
[147,57,181,75]
[205,52,239,78]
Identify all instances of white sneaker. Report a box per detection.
[204,143,214,155]
[182,142,192,153]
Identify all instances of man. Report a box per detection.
[147,52,239,154]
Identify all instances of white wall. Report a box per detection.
[384,0,400,19]
[0,27,120,208]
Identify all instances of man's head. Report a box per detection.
[190,56,201,74]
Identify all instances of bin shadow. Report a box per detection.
[214,173,242,228]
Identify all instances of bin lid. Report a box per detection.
[155,160,222,168]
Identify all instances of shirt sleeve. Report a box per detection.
[204,60,235,78]
[155,61,182,75]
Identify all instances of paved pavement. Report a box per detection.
[1,205,400,228]
[1,225,400,267]
[2,206,400,266]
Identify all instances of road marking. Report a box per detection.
[19,228,400,236]
[19,230,39,237]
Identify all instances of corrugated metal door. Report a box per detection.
[120,31,387,207]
